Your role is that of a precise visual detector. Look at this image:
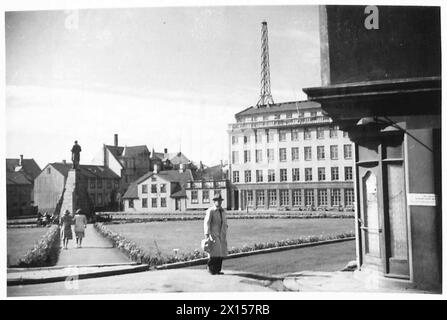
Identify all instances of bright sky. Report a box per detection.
[5,5,321,169]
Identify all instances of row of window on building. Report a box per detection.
[187,181,227,189]
[90,193,107,206]
[89,179,119,190]
[243,188,355,207]
[231,126,348,145]
[231,144,352,164]
[141,183,167,194]
[239,110,321,123]
[190,189,222,204]
[129,197,168,209]
[233,166,353,183]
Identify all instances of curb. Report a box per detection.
[7,264,149,286]
[155,237,355,270]
[8,261,139,272]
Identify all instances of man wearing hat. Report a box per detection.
[73,209,88,248]
[203,193,228,275]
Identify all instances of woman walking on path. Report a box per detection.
[73,209,88,248]
[60,210,74,249]
[203,194,228,275]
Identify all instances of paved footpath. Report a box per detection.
[8,269,277,296]
[56,225,130,266]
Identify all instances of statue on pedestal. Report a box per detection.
[71,140,81,169]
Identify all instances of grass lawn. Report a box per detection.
[106,218,354,257]
[188,240,356,275]
[7,227,50,267]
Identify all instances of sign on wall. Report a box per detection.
[407,193,437,206]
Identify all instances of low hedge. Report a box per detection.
[94,222,354,268]
[16,225,61,268]
[103,212,354,224]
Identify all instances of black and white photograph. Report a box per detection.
[1,0,444,300]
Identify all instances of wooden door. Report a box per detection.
[359,165,383,269]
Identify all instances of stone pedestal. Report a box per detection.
[60,169,92,215]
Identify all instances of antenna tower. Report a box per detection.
[257,21,274,107]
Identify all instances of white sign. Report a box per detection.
[407,193,437,206]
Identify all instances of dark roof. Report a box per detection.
[171,189,186,198]
[166,152,190,165]
[48,162,120,180]
[193,164,225,181]
[150,150,190,164]
[122,182,138,199]
[154,169,194,184]
[151,151,165,160]
[7,171,33,185]
[235,100,321,118]
[123,169,193,199]
[80,165,121,179]
[134,171,154,184]
[6,158,41,180]
[105,145,150,160]
[49,162,73,177]
[123,145,150,158]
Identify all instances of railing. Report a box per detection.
[229,116,332,131]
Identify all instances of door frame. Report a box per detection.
[355,132,411,279]
[358,162,385,270]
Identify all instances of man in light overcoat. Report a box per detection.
[203,194,228,275]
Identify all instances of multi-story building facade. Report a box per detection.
[228,100,355,211]
[6,155,41,217]
[34,162,120,215]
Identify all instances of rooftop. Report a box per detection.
[6,158,41,181]
[235,100,321,118]
[7,171,33,185]
[123,169,194,199]
[48,162,120,180]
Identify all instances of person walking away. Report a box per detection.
[203,194,228,275]
[60,210,74,249]
[73,209,88,248]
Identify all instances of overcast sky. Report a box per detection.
[5,5,321,168]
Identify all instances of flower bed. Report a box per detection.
[16,225,61,268]
[102,212,354,225]
[95,222,355,268]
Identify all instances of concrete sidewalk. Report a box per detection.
[56,224,130,266]
[7,263,149,286]
[7,269,280,296]
[7,268,431,296]
[282,270,430,293]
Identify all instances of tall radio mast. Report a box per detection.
[256,21,274,108]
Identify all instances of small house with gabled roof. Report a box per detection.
[123,165,194,212]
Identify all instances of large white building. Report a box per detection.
[228,100,355,211]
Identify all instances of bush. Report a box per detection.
[103,211,354,225]
[94,223,355,268]
[17,225,61,268]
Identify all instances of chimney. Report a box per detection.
[164,148,168,154]
[114,134,118,147]
[63,160,66,165]
[153,164,159,174]
[19,155,23,166]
